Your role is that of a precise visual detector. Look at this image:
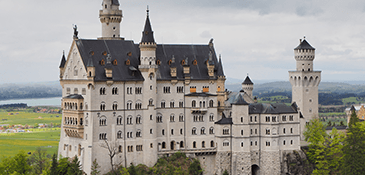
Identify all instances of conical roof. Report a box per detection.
[112,0,119,5]
[350,105,356,111]
[295,39,315,50]
[217,56,224,76]
[233,94,249,105]
[141,10,155,43]
[242,76,253,85]
[59,52,66,68]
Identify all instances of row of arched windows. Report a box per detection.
[192,141,215,148]
[191,100,214,108]
[64,102,83,110]
[64,117,83,126]
[192,127,214,135]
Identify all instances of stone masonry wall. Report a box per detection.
[260,151,280,175]
[215,152,232,175]
[233,152,251,175]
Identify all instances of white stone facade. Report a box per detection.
[57,1,308,175]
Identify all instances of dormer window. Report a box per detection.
[100,59,105,66]
[181,60,185,65]
[126,59,130,65]
[193,60,197,65]
[157,60,161,65]
[102,51,107,56]
[113,59,117,65]
[168,60,172,65]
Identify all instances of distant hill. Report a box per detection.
[226,81,365,95]
[0,81,61,101]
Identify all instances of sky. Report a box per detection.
[0,0,365,84]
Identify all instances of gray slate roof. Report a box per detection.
[249,103,297,114]
[232,94,249,105]
[64,94,84,99]
[112,0,119,5]
[141,14,155,43]
[242,76,253,85]
[59,53,66,68]
[217,57,224,76]
[295,39,315,50]
[215,113,233,125]
[73,39,223,81]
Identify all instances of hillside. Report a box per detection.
[0,81,61,101]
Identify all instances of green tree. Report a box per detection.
[327,128,345,174]
[67,156,83,175]
[119,167,130,175]
[0,156,16,174]
[91,159,100,175]
[12,150,31,175]
[27,147,49,174]
[57,158,71,175]
[342,115,365,175]
[188,159,202,175]
[304,119,329,174]
[223,169,229,175]
[128,163,137,175]
[50,154,58,175]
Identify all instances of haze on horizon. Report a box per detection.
[0,0,364,84]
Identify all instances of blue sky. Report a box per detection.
[0,0,364,83]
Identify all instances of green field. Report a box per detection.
[0,129,60,159]
[342,97,365,105]
[0,111,61,126]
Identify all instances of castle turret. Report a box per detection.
[59,51,66,79]
[289,37,321,140]
[242,76,254,99]
[99,0,123,40]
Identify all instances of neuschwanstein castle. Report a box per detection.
[58,0,321,174]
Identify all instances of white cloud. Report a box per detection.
[0,0,364,83]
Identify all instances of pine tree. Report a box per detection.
[91,159,101,175]
[341,111,365,175]
[67,156,83,175]
[223,169,229,175]
[50,153,58,175]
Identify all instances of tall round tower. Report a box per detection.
[289,37,321,140]
[242,76,254,99]
[99,0,123,40]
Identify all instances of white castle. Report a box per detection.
[58,1,321,174]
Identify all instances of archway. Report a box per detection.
[171,141,175,150]
[252,164,260,175]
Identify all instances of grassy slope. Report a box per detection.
[0,111,61,126]
[0,129,60,159]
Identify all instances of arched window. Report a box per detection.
[193,141,196,148]
[162,142,166,149]
[209,127,214,134]
[149,99,153,106]
[180,141,184,148]
[211,140,214,147]
[209,100,213,107]
[192,100,196,107]
[117,116,122,125]
[192,127,197,135]
[118,145,122,153]
[112,102,118,111]
[202,141,205,148]
[209,114,214,121]
[201,127,205,135]
[117,131,122,139]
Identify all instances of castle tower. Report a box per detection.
[242,76,254,99]
[216,55,226,114]
[289,37,321,140]
[138,8,158,167]
[99,0,123,39]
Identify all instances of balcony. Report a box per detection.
[158,147,217,156]
[191,108,208,114]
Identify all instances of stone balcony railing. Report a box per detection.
[191,108,208,114]
[158,147,217,155]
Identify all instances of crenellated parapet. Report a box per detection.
[289,72,321,87]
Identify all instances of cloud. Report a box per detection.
[200,31,212,39]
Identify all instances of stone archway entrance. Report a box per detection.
[171,141,175,150]
[252,164,260,175]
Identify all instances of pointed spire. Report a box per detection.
[217,54,225,76]
[59,51,66,68]
[243,76,254,85]
[295,37,315,50]
[141,6,155,43]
